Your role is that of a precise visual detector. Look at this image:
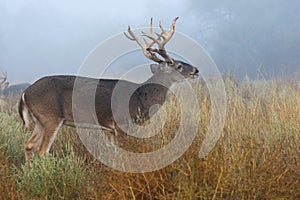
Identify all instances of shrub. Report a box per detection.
[0,113,29,165]
[16,153,90,199]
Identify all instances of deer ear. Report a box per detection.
[151,63,171,74]
[150,64,160,74]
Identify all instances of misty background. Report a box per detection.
[1,0,300,84]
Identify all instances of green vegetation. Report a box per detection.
[16,154,90,199]
[0,77,299,199]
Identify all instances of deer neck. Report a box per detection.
[136,74,176,107]
[128,73,178,124]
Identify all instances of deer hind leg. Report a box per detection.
[24,121,43,163]
[37,119,64,157]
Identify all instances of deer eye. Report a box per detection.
[177,64,183,71]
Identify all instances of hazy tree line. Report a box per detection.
[186,0,300,78]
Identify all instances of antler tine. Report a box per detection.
[143,17,158,48]
[159,21,165,34]
[158,17,179,49]
[0,71,7,85]
[149,17,153,36]
[146,17,179,64]
[172,17,179,28]
[123,27,131,38]
[124,26,142,45]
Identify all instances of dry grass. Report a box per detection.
[0,76,299,199]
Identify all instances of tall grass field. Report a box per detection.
[0,77,299,199]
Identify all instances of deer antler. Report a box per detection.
[124,17,179,65]
[124,18,162,63]
[0,71,7,85]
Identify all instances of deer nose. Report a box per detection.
[194,68,199,74]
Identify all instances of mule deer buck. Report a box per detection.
[18,17,199,163]
[0,71,9,110]
[0,71,30,112]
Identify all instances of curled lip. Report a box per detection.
[190,72,199,79]
[190,68,199,78]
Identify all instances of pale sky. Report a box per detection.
[1,0,299,83]
[0,0,192,83]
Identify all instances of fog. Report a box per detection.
[1,0,300,83]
